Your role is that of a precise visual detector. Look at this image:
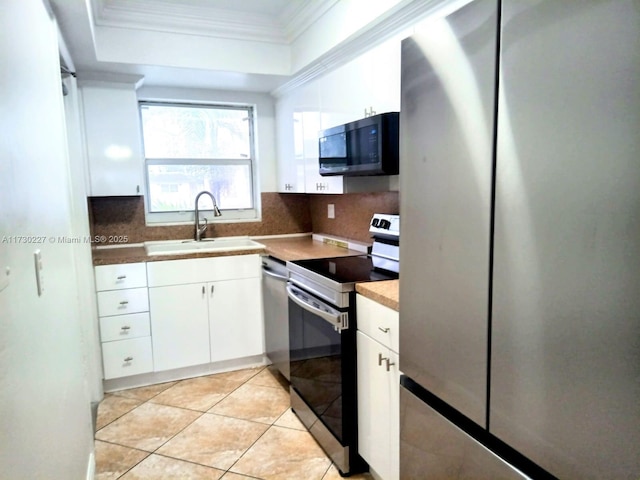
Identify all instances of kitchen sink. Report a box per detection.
[144,237,266,256]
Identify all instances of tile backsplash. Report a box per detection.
[309,192,399,244]
[89,191,398,246]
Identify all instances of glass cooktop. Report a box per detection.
[290,255,398,284]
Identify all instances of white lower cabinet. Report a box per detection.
[102,337,153,379]
[209,277,263,363]
[147,255,263,373]
[97,255,264,380]
[95,262,152,380]
[357,294,399,480]
[148,283,211,371]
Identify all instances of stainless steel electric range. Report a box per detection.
[286,214,399,476]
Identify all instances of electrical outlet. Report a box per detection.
[328,204,335,219]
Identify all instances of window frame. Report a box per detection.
[139,101,261,225]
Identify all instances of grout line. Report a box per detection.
[97,366,338,479]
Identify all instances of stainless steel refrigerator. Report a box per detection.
[399,0,640,478]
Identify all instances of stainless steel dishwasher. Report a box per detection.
[261,256,290,380]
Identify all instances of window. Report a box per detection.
[139,102,258,223]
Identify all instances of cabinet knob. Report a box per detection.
[211,285,215,294]
[136,185,140,194]
[124,356,133,362]
[378,327,390,333]
[202,285,205,295]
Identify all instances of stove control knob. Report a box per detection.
[379,219,391,229]
[371,218,380,227]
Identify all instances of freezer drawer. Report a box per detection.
[400,383,526,480]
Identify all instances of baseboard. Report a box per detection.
[103,355,267,393]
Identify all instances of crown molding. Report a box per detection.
[280,0,340,43]
[271,0,471,98]
[92,0,331,45]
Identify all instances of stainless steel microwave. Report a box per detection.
[318,112,399,176]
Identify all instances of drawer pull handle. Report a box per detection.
[202,286,205,295]
[121,326,131,331]
[385,358,395,372]
[119,301,129,306]
[378,327,390,333]
[211,285,214,294]
[117,275,127,280]
[124,356,133,362]
[378,353,387,366]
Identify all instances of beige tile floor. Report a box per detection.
[95,365,372,480]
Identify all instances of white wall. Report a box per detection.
[290,0,403,72]
[0,0,95,477]
[63,74,104,404]
[95,27,291,76]
[137,86,278,192]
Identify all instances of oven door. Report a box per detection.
[287,282,362,474]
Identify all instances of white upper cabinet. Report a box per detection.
[275,38,401,195]
[275,84,308,193]
[81,84,144,196]
[321,39,401,127]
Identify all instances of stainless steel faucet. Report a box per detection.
[194,190,222,241]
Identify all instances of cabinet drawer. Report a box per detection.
[97,288,148,317]
[357,294,399,353]
[99,312,150,342]
[146,254,260,287]
[95,263,147,291]
[102,337,153,379]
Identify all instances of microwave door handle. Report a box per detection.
[286,283,346,330]
[262,267,289,282]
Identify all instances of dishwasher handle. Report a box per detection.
[262,267,289,282]
[286,283,348,331]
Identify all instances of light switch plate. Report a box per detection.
[34,250,44,296]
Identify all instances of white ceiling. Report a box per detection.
[51,0,340,92]
[52,0,461,93]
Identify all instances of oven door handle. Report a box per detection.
[262,267,289,282]
[286,283,348,331]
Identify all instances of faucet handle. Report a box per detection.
[199,217,208,232]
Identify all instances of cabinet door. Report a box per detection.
[357,331,399,480]
[275,93,305,193]
[81,85,144,196]
[149,283,210,371]
[209,277,263,363]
